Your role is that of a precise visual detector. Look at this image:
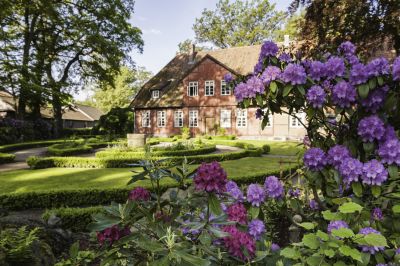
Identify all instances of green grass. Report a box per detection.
[0,157,297,194]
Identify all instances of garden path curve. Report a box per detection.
[0,147,48,172]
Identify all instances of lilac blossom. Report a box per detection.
[361,159,388,186]
[264,176,284,199]
[339,158,363,184]
[248,219,266,240]
[327,145,351,168]
[306,85,326,108]
[325,56,345,79]
[308,61,326,81]
[332,81,357,108]
[350,63,370,85]
[261,66,281,85]
[366,57,390,76]
[358,227,385,254]
[378,138,400,166]
[259,41,279,59]
[281,63,307,85]
[303,147,327,171]
[357,115,386,142]
[246,184,266,207]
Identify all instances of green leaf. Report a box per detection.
[388,165,399,179]
[322,210,342,221]
[135,238,165,252]
[339,245,363,262]
[323,249,335,258]
[368,78,377,90]
[175,250,211,266]
[332,197,350,205]
[69,241,79,258]
[316,230,329,241]
[298,85,305,96]
[299,222,315,230]
[306,255,324,266]
[331,228,355,238]
[339,202,363,213]
[364,233,388,247]
[256,94,263,106]
[199,232,212,246]
[302,233,319,249]
[249,206,259,219]
[363,142,374,154]
[358,84,369,99]
[371,185,381,198]
[280,247,301,259]
[333,261,347,266]
[208,193,222,216]
[377,76,384,86]
[392,205,400,214]
[270,81,277,93]
[208,226,230,238]
[283,85,293,97]
[351,183,363,197]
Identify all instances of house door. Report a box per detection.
[205,117,215,135]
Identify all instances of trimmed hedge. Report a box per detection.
[0,153,15,164]
[0,165,298,211]
[42,206,104,232]
[62,128,93,136]
[27,149,262,169]
[48,143,93,156]
[0,139,67,152]
[95,145,217,158]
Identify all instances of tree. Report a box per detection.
[289,0,400,56]
[176,39,209,54]
[273,12,304,43]
[89,66,152,113]
[193,0,285,48]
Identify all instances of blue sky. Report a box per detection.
[130,0,291,74]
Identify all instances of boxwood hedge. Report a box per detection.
[47,143,93,156]
[27,149,262,169]
[0,153,16,164]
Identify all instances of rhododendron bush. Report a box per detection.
[230,40,400,265]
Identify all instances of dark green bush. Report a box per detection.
[262,144,271,154]
[92,107,134,136]
[0,153,15,164]
[62,128,93,137]
[0,139,66,152]
[47,143,93,156]
[211,135,236,140]
[42,206,104,232]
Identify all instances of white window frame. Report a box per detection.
[152,90,160,99]
[236,109,247,128]
[142,110,151,128]
[187,81,198,97]
[221,80,232,95]
[205,80,215,96]
[174,110,183,128]
[220,109,231,128]
[157,110,166,127]
[189,110,198,128]
[290,112,305,128]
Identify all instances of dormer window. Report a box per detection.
[152,90,160,99]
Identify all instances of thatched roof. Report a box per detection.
[131,45,262,109]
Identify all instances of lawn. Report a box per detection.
[0,157,298,194]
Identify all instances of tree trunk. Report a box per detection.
[52,89,63,137]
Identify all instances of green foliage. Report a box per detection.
[0,139,78,152]
[181,126,191,139]
[193,0,285,47]
[61,128,94,137]
[47,142,92,156]
[0,227,54,265]
[92,107,134,136]
[43,206,104,232]
[0,153,15,164]
[54,242,96,266]
[261,144,271,154]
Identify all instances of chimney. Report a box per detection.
[189,44,196,64]
[284,35,290,47]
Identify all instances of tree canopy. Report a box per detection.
[193,0,285,48]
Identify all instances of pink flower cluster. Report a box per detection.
[194,161,227,193]
[223,225,256,260]
[129,187,151,201]
[97,225,130,246]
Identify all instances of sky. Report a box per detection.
[76,0,291,100]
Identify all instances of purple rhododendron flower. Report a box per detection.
[358,227,385,254]
[308,61,326,81]
[372,207,383,221]
[332,81,357,108]
[350,63,370,85]
[366,57,389,76]
[357,115,385,142]
[303,147,327,171]
[129,187,151,201]
[234,82,248,102]
[261,66,281,85]
[255,108,264,120]
[380,125,398,143]
[325,56,345,79]
[223,225,256,260]
[279,52,291,62]
[288,188,301,198]
[361,86,387,113]
[361,159,388,186]
[194,161,227,193]
[248,219,266,240]
[309,199,319,210]
[97,225,130,246]
[393,57,400,81]
[264,176,284,199]
[281,63,307,85]
[246,76,265,98]
[306,85,326,108]
[327,145,351,168]
[226,203,248,225]
[378,138,400,166]
[339,157,363,184]
[226,181,244,202]
[327,220,349,234]
[224,73,233,83]
[259,41,279,59]
[338,41,356,55]
[246,184,266,207]
[271,243,280,252]
[347,54,360,65]
[253,61,264,74]
[396,247,400,255]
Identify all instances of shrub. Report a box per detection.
[0,153,15,164]
[92,107,134,137]
[47,142,93,156]
[62,128,93,137]
[181,126,190,139]
[42,207,104,232]
[261,144,270,154]
[0,118,53,145]
[0,139,68,152]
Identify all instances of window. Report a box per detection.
[174,111,183,127]
[290,112,305,127]
[187,81,198,96]
[142,111,150,127]
[152,90,160,99]
[236,109,247,128]
[189,110,198,127]
[205,80,215,96]
[220,110,231,128]
[157,111,166,127]
[221,80,232,95]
